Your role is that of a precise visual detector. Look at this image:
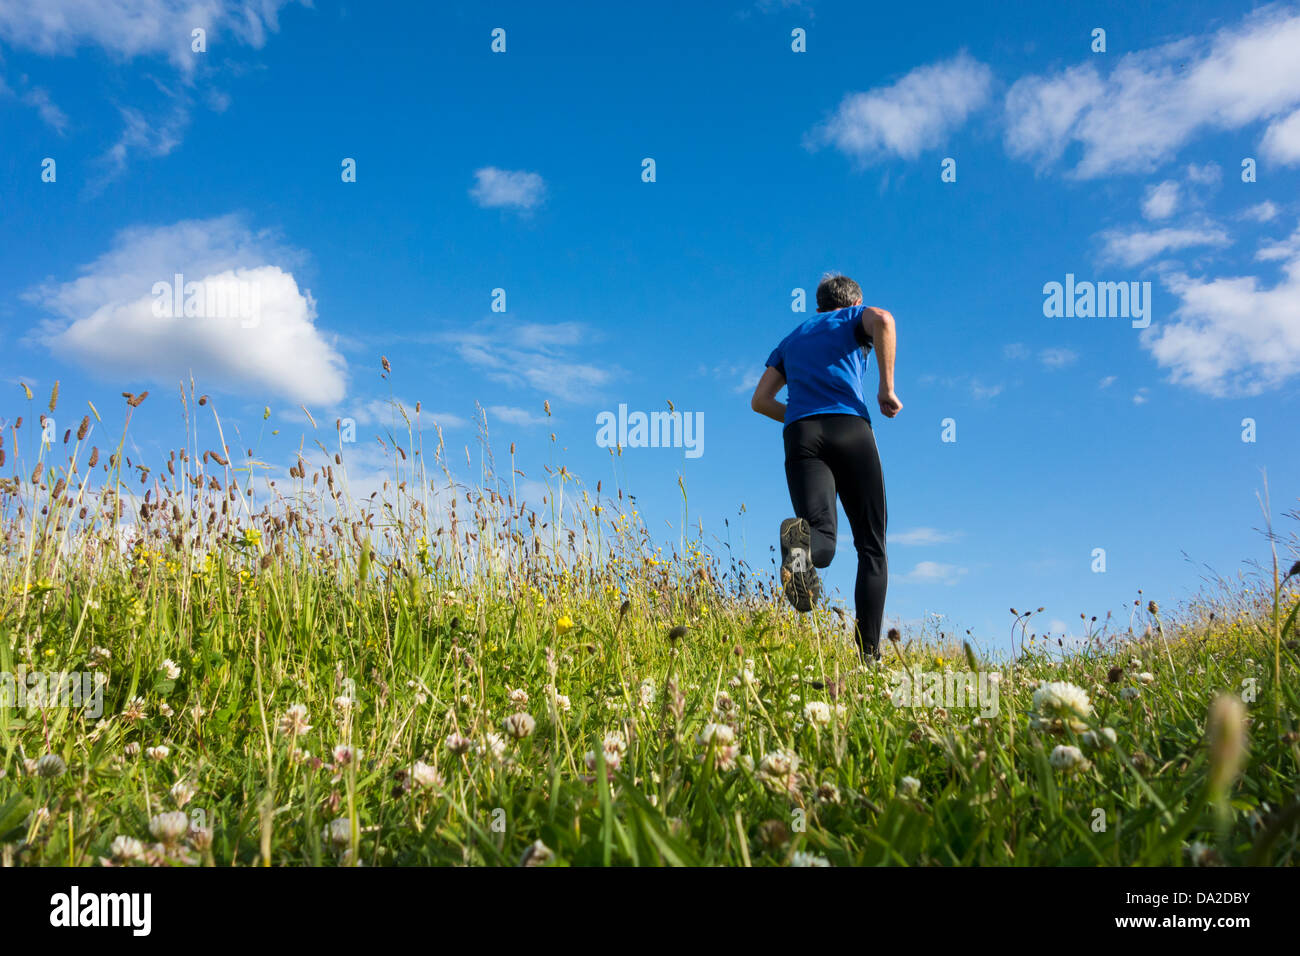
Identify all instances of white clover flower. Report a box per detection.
[334,695,355,711]
[410,760,443,790]
[554,693,572,713]
[815,781,841,804]
[790,850,831,867]
[158,702,174,718]
[503,712,536,739]
[323,817,353,848]
[1049,744,1090,773]
[110,835,144,862]
[898,775,921,797]
[697,722,736,746]
[477,733,507,762]
[1033,681,1092,719]
[1082,727,1118,748]
[445,732,472,755]
[758,749,801,795]
[508,687,529,707]
[585,748,621,773]
[146,745,170,761]
[170,780,196,808]
[1032,680,1092,730]
[278,703,312,736]
[160,659,181,680]
[332,744,359,766]
[1136,672,1155,685]
[1120,686,1141,700]
[639,678,656,707]
[149,811,189,843]
[803,701,832,727]
[124,742,141,757]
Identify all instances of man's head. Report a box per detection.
[816,274,863,312]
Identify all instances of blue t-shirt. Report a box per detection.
[765,305,873,425]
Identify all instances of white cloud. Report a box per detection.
[1257,223,1300,261]
[350,398,466,431]
[469,167,546,211]
[28,214,346,405]
[98,103,189,181]
[1261,107,1300,166]
[1240,201,1279,223]
[1039,347,1078,368]
[1098,224,1230,266]
[443,321,611,403]
[809,52,993,162]
[891,527,962,546]
[0,74,69,131]
[897,561,967,585]
[1141,180,1180,220]
[1005,9,1300,177]
[1098,375,1116,389]
[1142,235,1300,396]
[487,405,548,426]
[1003,342,1030,360]
[0,0,300,73]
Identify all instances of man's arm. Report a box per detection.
[750,366,787,423]
[863,307,902,418]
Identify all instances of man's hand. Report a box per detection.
[877,387,902,418]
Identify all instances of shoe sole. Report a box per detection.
[779,517,821,612]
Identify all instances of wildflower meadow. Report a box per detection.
[1,381,1296,869]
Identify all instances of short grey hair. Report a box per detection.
[816,273,862,311]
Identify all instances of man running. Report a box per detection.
[749,274,900,661]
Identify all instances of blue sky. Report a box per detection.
[2,0,1298,649]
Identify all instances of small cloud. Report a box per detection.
[1003,342,1031,360]
[808,52,993,163]
[470,167,546,212]
[442,321,612,403]
[1185,162,1222,185]
[898,561,968,585]
[1039,347,1078,368]
[1261,107,1300,167]
[1098,224,1230,267]
[487,405,548,426]
[1132,387,1150,405]
[1240,201,1278,223]
[1098,375,1117,388]
[1141,180,1180,220]
[892,527,963,545]
[970,380,1003,399]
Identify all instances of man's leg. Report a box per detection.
[783,417,839,570]
[824,416,887,659]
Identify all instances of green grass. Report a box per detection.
[1,384,1298,866]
